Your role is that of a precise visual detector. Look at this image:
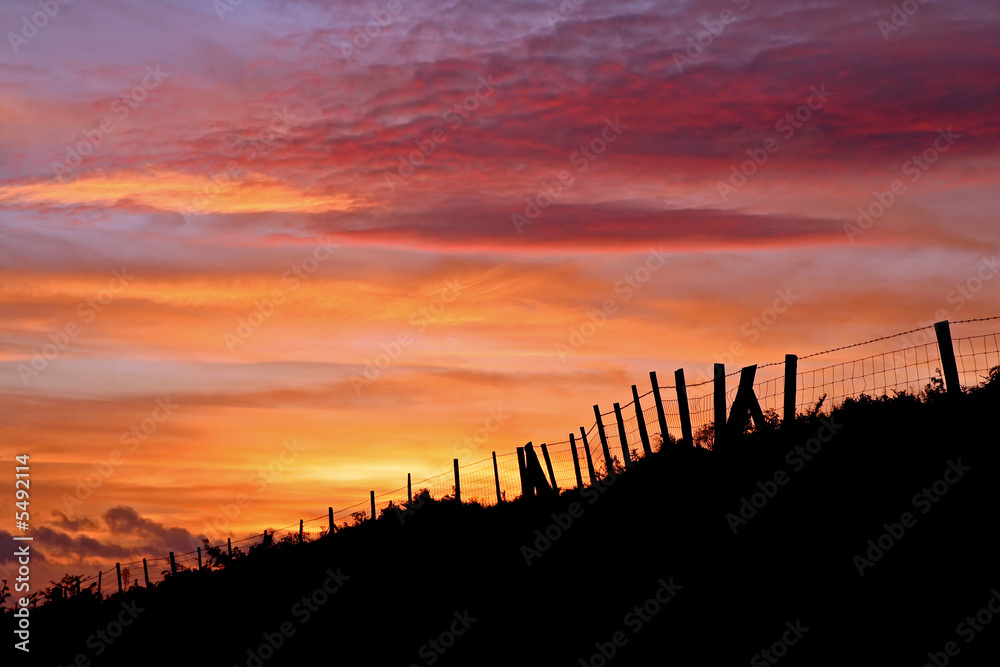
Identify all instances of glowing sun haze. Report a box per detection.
[0,0,998,586]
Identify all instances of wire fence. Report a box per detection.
[65,318,1000,600]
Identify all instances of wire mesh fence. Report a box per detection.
[77,318,1000,600]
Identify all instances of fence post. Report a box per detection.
[593,405,616,476]
[299,519,304,542]
[569,433,584,488]
[727,364,765,440]
[116,563,122,594]
[492,451,503,504]
[197,547,202,570]
[539,443,559,493]
[407,473,412,504]
[227,538,233,558]
[649,371,669,445]
[783,354,798,428]
[143,558,151,588]
[613,403,632,468]
[580,427,598,485]
[516,446,529,498]
[631,385,653,457]
[451,458,461,502]
[675,369,694,446]
[934,320,962,395]
[524,442,553,496]
[328,507,334,534]
[169,552,176,575]
[714,363,726,450]
[97,571,102,597]
[370,491,376,520]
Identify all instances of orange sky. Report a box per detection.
[1,0,999,595]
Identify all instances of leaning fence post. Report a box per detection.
[169,552,176,575]
[675,369,694,446]
[143,558,151,588]
[714,363,726,450]
[516,446,529,498]
[116,562,122,594]
[539,443,559,493]
[593,405,615,476]
[370,491,376,520]
[631,385,653,457]
[613,403,633,468]
[783,354,798,428]
[569,433,584,489]
[935,320,962,395]
[649,371,669,444]
[580,426,598,485]
[492,451,503,504]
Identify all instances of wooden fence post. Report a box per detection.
[593,405,615,476]
[328,507,334,534]
[299,519,304,542]
[453,458,461,502]
[569,433,584,489]
[580,426,598,485]
[539,443,559,493]
[143,558,151,588]
[407,473,412,504]
[714,363,726,450]
[197,547,202,570]
[613,403,632,468]
[649,371,670,445]
[228,538,233,557]
[523,443,553,497]
[727,364,765,440]
[492,451,503,504]
[370,491,376,520]
[631,385,653,457]
[783,354,798,428]
[675,369,694,446]
[169,552,176,575]
[935,320,962,395]
[97,571,102,597]
[516,447,529,498]
[116,563,122,593]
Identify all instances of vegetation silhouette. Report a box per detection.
[4,370,999,665]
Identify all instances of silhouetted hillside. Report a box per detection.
[6,372,1000,666]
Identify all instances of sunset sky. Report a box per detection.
[1,0,999,592]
